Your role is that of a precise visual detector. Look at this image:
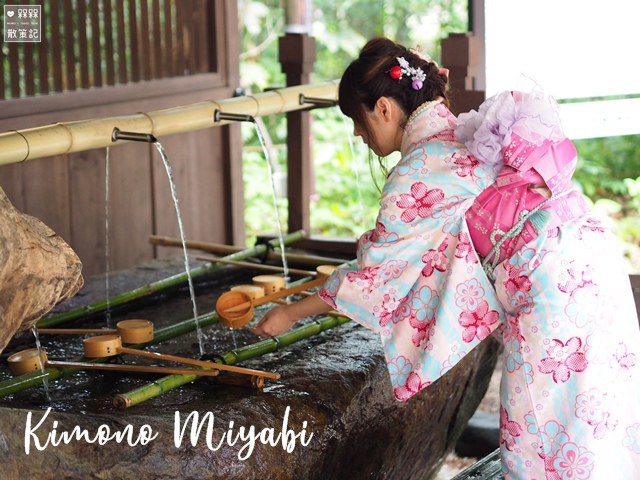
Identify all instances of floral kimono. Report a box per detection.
[318,95,640,479]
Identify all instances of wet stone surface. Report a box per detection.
[0,256,500,479]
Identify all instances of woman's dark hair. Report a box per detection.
[338,37,449,172]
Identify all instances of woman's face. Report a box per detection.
[352,98,402,157]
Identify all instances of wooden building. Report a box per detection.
[0,1,244,276]
[0,0,482,276]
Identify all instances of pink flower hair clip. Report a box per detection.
[388,57,426,90]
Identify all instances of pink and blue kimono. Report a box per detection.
[318,92,640,479]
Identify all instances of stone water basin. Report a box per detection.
[0,256,500,479]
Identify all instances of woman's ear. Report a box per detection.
[375,97,394,122]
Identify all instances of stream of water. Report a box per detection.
[252,121,290,285]
[31,325,51,403]
[104,146,112,328]
[153,142,204,357]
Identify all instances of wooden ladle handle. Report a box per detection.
[46,360,220,377]
[116,347,280,379]
[38,328,117,335]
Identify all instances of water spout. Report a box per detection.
[111,127,157,143]
[213,110,255,123]
[298,94,338,108]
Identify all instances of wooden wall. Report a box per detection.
[0,0,244,276]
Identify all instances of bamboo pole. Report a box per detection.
[148,235,346,266]
[0,81,339,165]
[149,235,245,255]
[37,230,305,328]
[113,313,351,409]
[195,255,317,277]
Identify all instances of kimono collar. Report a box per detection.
[400,100,453,154]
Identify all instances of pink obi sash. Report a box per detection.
[466,134,591,274]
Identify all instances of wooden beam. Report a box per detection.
[279,33,316,236]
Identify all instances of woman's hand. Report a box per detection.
[250,304,297,338]
[249,293,334,338]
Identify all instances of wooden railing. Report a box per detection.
[0,0,214,100]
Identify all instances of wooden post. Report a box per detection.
[216,0,245,246]
[279,33,316,235]
[441,32,485,115]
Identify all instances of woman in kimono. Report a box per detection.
[251,37,640,478]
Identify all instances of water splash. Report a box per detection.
[153,142,204,357]
[31,325,51,403]
[104,146,112,328]
[252,121,290,284]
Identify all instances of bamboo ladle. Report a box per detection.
[37,319,154,344]
[216,275,329,329]
[81,334,280,379]
[7,347,220,378]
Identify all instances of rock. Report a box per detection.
[455,410,500,458]
[0,187,83,353]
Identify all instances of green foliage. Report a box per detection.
[573,135,640,208]
[309,107,390,237]
[239,0,468,245]
[238,2,640,272]
[573,135,640,270]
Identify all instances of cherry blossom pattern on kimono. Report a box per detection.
[319,100,505,401]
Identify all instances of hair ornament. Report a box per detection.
[389,57,426,90]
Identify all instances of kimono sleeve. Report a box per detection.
[319,140,506,401]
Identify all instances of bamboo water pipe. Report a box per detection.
[0,81,338,165]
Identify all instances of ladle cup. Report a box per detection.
[252,275,286,294]
[216,265,337,329]
[230,284,266,300]
[37,319,154,344]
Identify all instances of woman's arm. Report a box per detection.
[249,293,333,337]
